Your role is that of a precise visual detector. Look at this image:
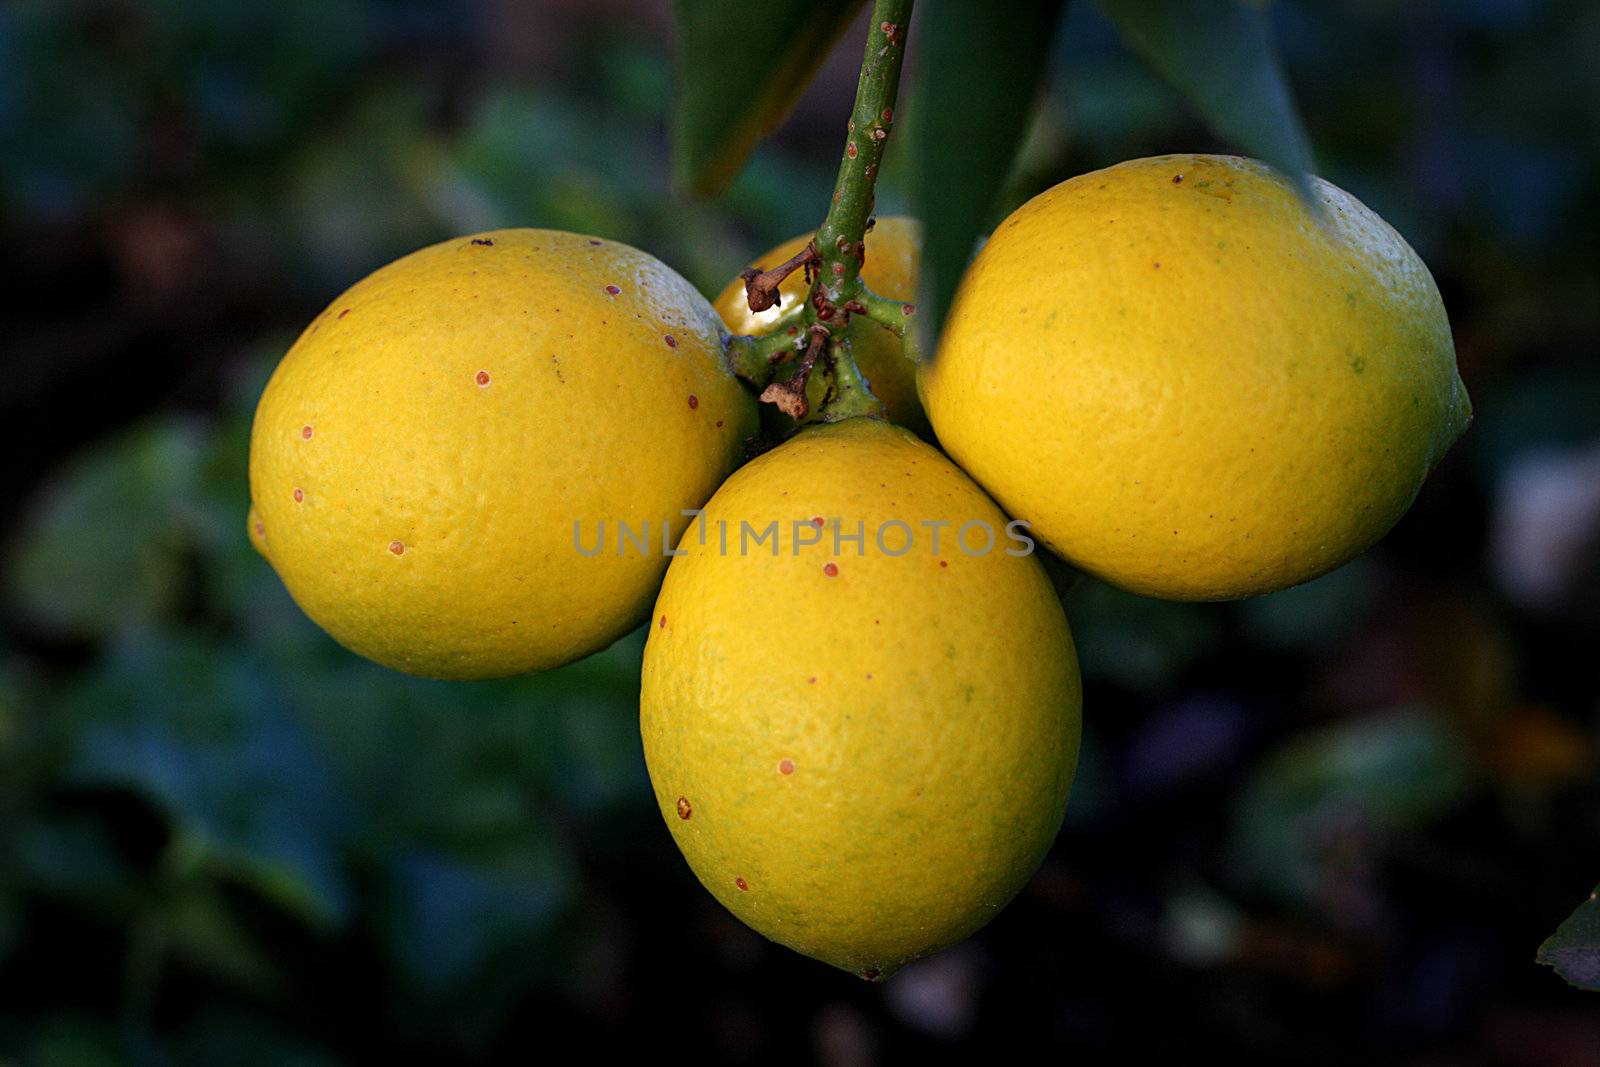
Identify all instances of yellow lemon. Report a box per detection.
[921,154,1471,600]
[714,217,928,434]
[640,418,1080,977]
[249,229,757,679]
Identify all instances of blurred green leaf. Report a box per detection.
[910,0,1068,345]
[286,87,447,289]
[381,842,575,996]
[1230,709,1474,909]
[151,0,371,153]
[1538,885,1600,991]
[174,1012,346,1067]
[20,1017,123,1067]
[1093,0,1315,198]
[0,5,140,218]
[7,422,208,640]
[1067,579,1223,693]
[164,883,284,995]
[671,0,865,195]
[1239,558,1380,652]
[58,633,355,929]
[12,818,138,908]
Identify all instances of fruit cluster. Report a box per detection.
[247,154,1469,978]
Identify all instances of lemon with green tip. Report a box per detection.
[641,417,1080,977]
[249,229,757,679]
[920,154,1471,600]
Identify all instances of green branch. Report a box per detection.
[815,1,910,303]
[806,0,913,421]
[727,0,914,424]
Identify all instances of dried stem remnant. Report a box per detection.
[740,241,820,313]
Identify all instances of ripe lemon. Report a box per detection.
[920,154,1472,600]
[249,229,757,679]
[714,217,928,434]
[640,418,1080,977]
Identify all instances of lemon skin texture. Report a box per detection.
[920,154,1472,600]
[640,418,1081,978]
[249,229,757,679]
[715,217,929,435]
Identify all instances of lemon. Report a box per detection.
[714,217,928,434]
[640,418,1080,977]
[920,154,1471,600]
[249,229,757,679]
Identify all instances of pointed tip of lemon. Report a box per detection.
[246,505,269,559]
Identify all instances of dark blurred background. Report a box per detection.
[2,0,1599,1062]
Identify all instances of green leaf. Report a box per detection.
[909,0,1068,345]
[1093,0,1315,198]
[1538,885,1600,991]
[380,842,574,996]
[1067,578,1222,693]
[164,883,285,995]
[6,421,208,639]
[57,632,356,929]
[672,0,866,196]
[1229,709,1474,909]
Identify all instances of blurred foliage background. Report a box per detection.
[2,0,1599,1062]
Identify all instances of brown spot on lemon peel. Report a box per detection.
[475,370,491,386]
[807,676,817,685]
[300,425,313,440]
[471,238,494,246]
[604,284,620,295]
[664,335,677,348]
[254,521,265,536]
[735,878,749,892]
[939,560,948,568]
[658,614,667,629]
[812,516,825,528]
[293,488,304,503]
[676,796,692,819]
[823,563,839,577]
[688,394,699,409]
[715,420,723,428]
[860,968,882,982]
[337,308,350,319]
[1172,173,1185,184]
[588,239,603,246]
[779,759,795,776]
[388,540,405,556]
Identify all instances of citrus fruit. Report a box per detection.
[715,217,928,434]
[248,229,757,679]
[640,417,1080,977]
[920,154,1472,600]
